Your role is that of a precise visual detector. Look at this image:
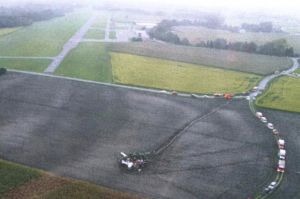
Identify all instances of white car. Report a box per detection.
[267,123,274,129]
[264,181,277,192]
[256,112,263,118]
[159,90,168,94]
[261,117,267,123]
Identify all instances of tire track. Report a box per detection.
[152,100,231,156]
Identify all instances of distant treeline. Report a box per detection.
[148,19,294,57]
[0,5,72,28]
[149,18,281,35]
[148,20,190,45]
[196,38,295,57]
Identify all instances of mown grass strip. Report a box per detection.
[0,58,51,72]
[0,27,20,38]
[0,11,90,57]
[0,159,41,197]
[55,42,112,82]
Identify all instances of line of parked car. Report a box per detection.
[255,111,286,194]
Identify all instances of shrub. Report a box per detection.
[0,68,7,75]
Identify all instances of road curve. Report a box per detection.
[250,57,299,98]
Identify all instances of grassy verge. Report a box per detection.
[0,159,40,197]
[0,27,20,37]
[109,31,117,39]
[85,29,105,40]
[0,11,90,57]
[41,181,142,199]
[110,42,292,75]
[256,76,300,113]
[111,52,261,94]
[55,42,112,82]
[0,59,51,72]
[0,159,142,199]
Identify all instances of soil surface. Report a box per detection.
[0,72,276,199]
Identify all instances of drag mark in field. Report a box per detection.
[152,100,231,156]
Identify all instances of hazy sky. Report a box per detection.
[1,0,299,14]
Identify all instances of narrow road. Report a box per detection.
[249,57,299,199]
[250,58,299,98]
[44,15,96,73]
[104,15,111,42]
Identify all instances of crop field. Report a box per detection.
[111,52,261,94]
[0,72,277,199]
[110,42,292,75]
[0,27,20,37]
[0,58,51,72]
[173,26,300,54]
[256,76,300,112]
[0,11,90,57]
[55,42,112,82]
[174,26,286,45]
[84,29,105,39]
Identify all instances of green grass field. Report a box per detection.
[0,159,141,199]
[0,59,51,72]
[42,181,141,199]
[0,160,40,197]
[0,11,90,57]
[174,26,300,54]
[0,27,20,37]
[91,14,108,28]
[55,43,112,82]
[110,42,292,75]
[85,29,105,39]
[109,31,117,39]
[256,76,300,112]
[111,52,261,94]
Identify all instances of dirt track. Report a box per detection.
[0,72,277,199]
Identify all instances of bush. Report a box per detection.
[0,68,7,75]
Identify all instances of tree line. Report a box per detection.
[148,20,294,57]
[0,6,72,28]
[196,38,295,57]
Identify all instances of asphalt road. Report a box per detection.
[250,58,299,98]
[0,72,274,199]
[258,108,300,199]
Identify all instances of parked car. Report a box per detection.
[260,117,267,123]
[272,129,279,135]
[267,123,274,129]
[264,181,277,193]
[278,139,285,149]
[256,112,263,118]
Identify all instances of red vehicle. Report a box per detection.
[277,160,285,173]
[224,93,233,100]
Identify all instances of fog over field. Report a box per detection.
[1,0,299,16]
